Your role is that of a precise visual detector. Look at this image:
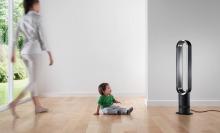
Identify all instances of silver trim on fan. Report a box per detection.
[176,40,192,95]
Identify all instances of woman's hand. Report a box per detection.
[47,51,54,66]
[49,56,53,66]
[11,51,15,63]
[93,112,100,115]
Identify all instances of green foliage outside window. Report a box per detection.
[0,0,27,83]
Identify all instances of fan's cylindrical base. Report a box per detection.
[176,112,192,115]
[177,93,193,115]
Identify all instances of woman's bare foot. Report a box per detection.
[9,102,19,118]
[35,106,48,114]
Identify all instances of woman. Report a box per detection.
[10,0,54,118]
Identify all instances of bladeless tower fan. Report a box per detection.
[176,40,193,115]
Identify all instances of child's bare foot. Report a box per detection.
[127,107,133,115]
[9,102,19,118]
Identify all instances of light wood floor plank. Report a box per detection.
[0,97,220,133]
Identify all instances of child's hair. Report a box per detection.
[23,0,39,14]
[98,83,109,95]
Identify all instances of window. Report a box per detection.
[0,0,10,107]
[0,0,29,110]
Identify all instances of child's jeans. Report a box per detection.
[102,105,127,115]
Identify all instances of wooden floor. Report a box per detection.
[0,97,220,133]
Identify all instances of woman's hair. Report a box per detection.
[23,0,39,14]
[98,83,109,95]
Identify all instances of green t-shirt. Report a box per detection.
[97,95,115,109]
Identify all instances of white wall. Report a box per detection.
[148,0,220,106]
[37,0,146,96]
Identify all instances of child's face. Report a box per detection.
[103,85,112,95]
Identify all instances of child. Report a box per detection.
[93,83,133,115]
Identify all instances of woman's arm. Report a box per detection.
[38,18,50,52]
[38,18,54,66]
[93,104,100,115]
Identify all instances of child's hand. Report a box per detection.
[115,100,121,104]
[93,112,100,115]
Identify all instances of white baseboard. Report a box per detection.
[145,99,220,106]
[40,92,145,97]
